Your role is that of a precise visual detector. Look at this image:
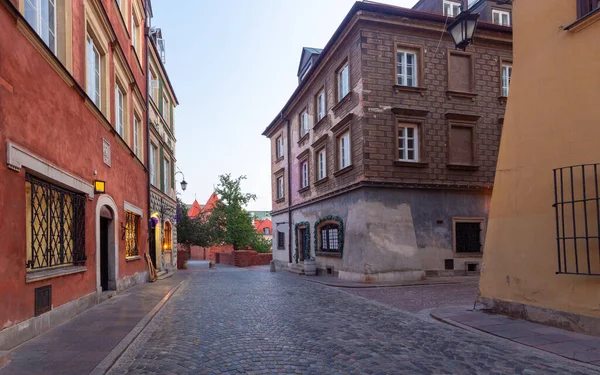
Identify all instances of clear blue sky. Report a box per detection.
[151,0,418,210]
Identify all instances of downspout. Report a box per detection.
[286,118,292,264]
[145,7,151,255]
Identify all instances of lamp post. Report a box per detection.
[447,6,480,51]
[174,168,187,191]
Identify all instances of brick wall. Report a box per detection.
[215,251,272,267]
[189,244,234,261]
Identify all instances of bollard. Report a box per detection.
[270,260,276,272]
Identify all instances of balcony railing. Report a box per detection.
[553,164,600,276]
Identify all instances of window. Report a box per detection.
[277,176,284,200]
[449,124,476,165]
[337,62,349,101]
[300,110,309,138]
[578,0,600,18]
[25,0,56,53]
[131,14,139,51]
[164,158,170,194]
[398,124,419,162]
[163,222,172,251]
[133,115,140,156]
[25,174,86,270]
[443,0,461,16]
[149,70,159,102]
[301,160,309,189]
[492,9,511,26]
[338,131,351,169]
[162,95,169,122]
[264,228,271,235]
[396,50,418,87]
[317,90,326,121]
[125,211,140,258]
[319,224,340,252]
[86,36,101,107]
[150,144,157,186]
[276,136,284,159]
[277,231,285,249]
[115,85,124,137]
[317,148,326,180]
[501,64,512,97]
[454,221,482,253]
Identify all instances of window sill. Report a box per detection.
[334,165,354,177]
[313,115,329,131]
[331,92,353,113]
[298,186,310,194]
[297,133,309,145]
[447,164,480,171]
[277,247,285,250]
[393,85,427,96]
[565,7,600,32]
[316,251,342,258]
[275,156,284,163]
[394,161,428,168]
[126,255,142,262]
[314,176,329,186]
[454,252,483,258]
[275,197,286,204]
[446,91,478,101]
[26,266,87,284]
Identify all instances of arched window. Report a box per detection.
[314,216,344,255]
[264,228,271,235]
[163,221,172,251]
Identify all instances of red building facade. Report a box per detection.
[0,0,151,349]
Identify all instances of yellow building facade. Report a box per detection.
[480,0,600,333]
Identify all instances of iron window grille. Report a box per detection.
[553,164,600,276]
[277,231,285,249]
[320,224,340,252]
[125,211,140,257]
[26,174,86,270]
[455,222,482,253]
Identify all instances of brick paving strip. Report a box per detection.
[0,274,187,375]
[432,306,600,367]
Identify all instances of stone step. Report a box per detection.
[157,270,174,280]
[286,267,305,276]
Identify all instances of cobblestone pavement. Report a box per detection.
[342,281,479,314]
[108,263,598,375]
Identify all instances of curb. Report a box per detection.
[300,277,477,289]
[90,279,185,375]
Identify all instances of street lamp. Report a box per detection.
[447,7,480,51]
[175,168,187,191]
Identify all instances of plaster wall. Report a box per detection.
[479,0,600,320]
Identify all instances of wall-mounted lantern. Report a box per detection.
[94,179,106,194]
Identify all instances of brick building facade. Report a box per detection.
[263,1,512,281]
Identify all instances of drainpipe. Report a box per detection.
[286,118,292,264]
[145,7,151,257]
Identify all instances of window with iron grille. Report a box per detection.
[25,174,86,270]
[125,211,140,257]
[455,222,482,253]
[578,0,600,19]
[320,224,340,252]
[277,231,285,249]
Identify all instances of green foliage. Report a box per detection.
[250,235,272,254]
[210,174,258,250]
[175,198,216,248]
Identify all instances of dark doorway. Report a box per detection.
[149,225,156,267]
[299,228,307,262]
[100,217,110,291]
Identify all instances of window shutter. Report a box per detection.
[159,146,164,192]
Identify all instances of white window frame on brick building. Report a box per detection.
[338,131,351,169]
[301,160,309,189]
[318,148,326,180]
[133,115,139,156]
[276,136,284,159]
[150,143,157,187]
[337,62,349,101]
[398,124,419,162]
[502,64,512,97]
[396,50,418,87]
[86,36,101,108]
[25,0,57,53]
[492,9,511,26]
[317,90,326,121]
[277,176,284,200]
[443,0,461,17]
[115,85,125,137]
[300,110,309,138]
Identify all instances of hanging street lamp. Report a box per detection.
[175,168,187,191]
[447,7,480,51]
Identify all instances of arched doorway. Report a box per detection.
[96,196,118,293]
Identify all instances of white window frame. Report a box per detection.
[338,63,349,101]
[492,9,511,26]
[397,50,418,87]
[300,110,309,137]
[301,161,309,189]
[24,0,57,53]
[317,90,326,121]
[276,136,283,159]
[133,115,139,156]
[164,158,169,194]
[339,131,351,169]
[318,149,326,180]
[131,14,138,51]
[86,35,101,108]
[277,176,284,199]
[443,0,461,17]
[398,124,419,162]
[115,85,124,137]
[150,144,157,186]
[162,95,169,121]
[149,70,159,103]
[502,64,512,97]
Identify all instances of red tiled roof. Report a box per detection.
[254,218,272,234]
[203,193,220,213]
[187,199,203,218]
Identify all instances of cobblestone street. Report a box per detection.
[107,262,599,375]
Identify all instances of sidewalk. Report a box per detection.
[0,273,187,375]
[432,306,600,366]
[299,274,479,288]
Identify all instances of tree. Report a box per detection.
[175,198,216,249]
[210,174,258,250]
